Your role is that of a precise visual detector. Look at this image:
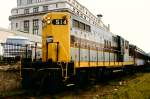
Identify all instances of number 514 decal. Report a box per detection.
[52,19,67,25]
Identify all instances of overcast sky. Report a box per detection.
[0,0,150,52]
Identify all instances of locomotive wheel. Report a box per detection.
[75,70,89,87]
[41,70,64,93]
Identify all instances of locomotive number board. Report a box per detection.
[52,19,67,25]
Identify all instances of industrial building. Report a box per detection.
[9,0,108,37]
[0,27,41,56]
[0,27,41,43]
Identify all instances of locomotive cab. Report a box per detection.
[42,12,71,63]
[21,12,74,90]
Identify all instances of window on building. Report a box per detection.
[80,13,83,18]
[106,41,109,48]
[77,11,79,15]
[43,6,48,11]
[33,7,39,13]
[16,23,18,28]
[85,25,91,32]
[125,41,129,49]
[27,0,32,4]
[71,35,75,44]
[24,9,29,14]
[36,0,43,3]
[73,20,79,28]
[84,16,86,19]
[24,20,29,32]
[104,40,106,48]
[73,8,75,12]
[73,19,91,32]
[17,0,21,6]
[16,9,18,14]
[33,19,39,35]
[109,41,111,48]
[56,3,58,8]
[79,22,85,30]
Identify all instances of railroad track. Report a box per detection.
[2,67,150,98]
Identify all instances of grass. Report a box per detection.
[105,73,150,99]
[3,70,150,99]
[53,72,150,99]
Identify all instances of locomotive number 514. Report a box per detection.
[52,19,67,25]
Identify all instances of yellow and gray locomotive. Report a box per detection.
[41,12,133,80]
[21,11,149,90]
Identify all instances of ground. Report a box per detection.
[52,72,150,99]
[3,70,150,99]
[0,65,21,96]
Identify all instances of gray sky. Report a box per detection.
[0,0,150,52]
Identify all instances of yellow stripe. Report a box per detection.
[119,62,123,66]
[123,61,134,65]
[98,62,103,66]
[75,61,134,68]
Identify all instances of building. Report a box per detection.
[0,27,41,44]
[9,0,109,37]
[0,27,41,57]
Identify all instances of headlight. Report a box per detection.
[47,20,51,24]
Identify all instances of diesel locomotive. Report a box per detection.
[21,0,150,90]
